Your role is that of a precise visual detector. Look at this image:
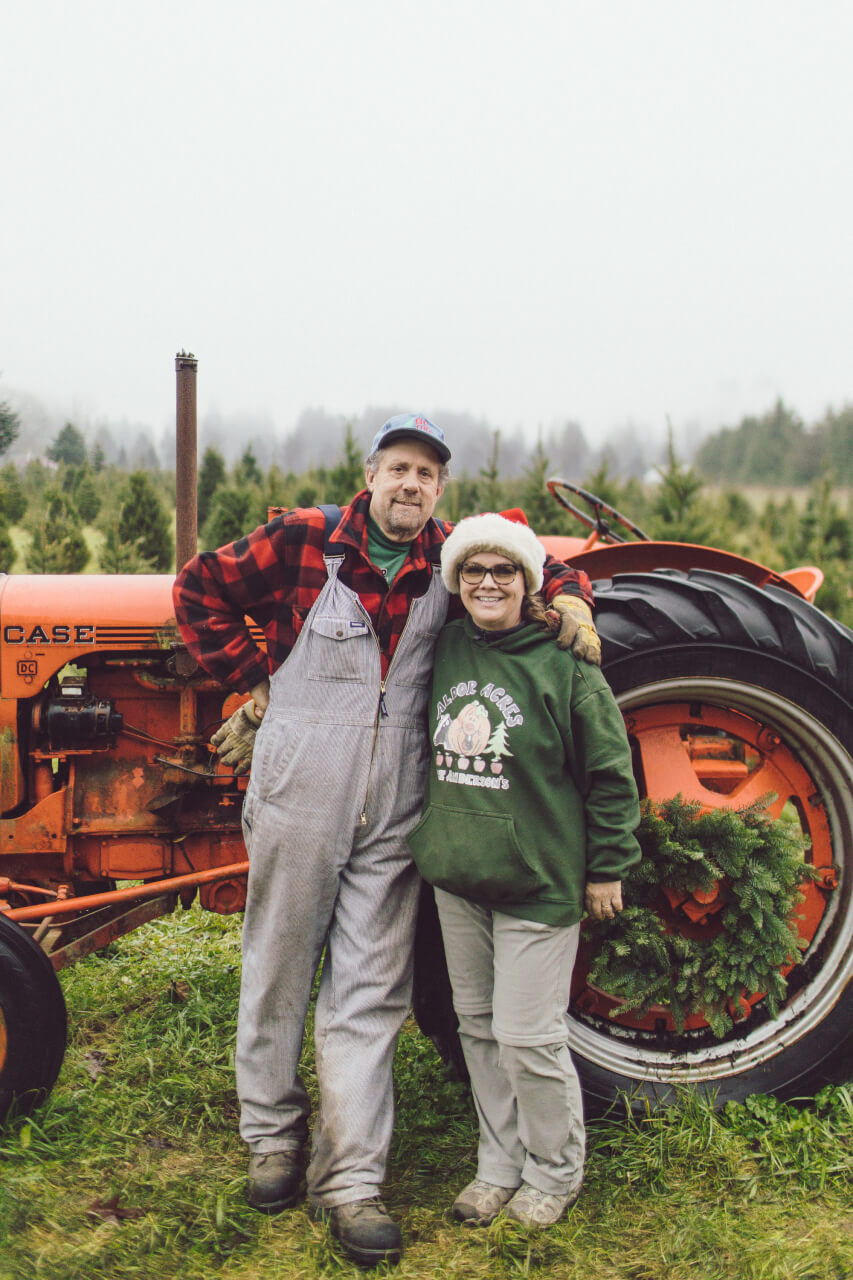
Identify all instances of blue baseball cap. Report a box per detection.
[370,412,451,464]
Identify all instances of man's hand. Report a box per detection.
[250,678,270,718]
[211,679,270,775]
[549,595,602,664]
[584,881,623,921]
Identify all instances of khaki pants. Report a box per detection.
[435,889,585,1196]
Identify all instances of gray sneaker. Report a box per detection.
[504,1181,582,1228]
[451,1179,518,1226]
[247,1149,303,1214]
[314,1197,402,1268]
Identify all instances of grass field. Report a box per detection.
[710,484,852,509]
[1,906,851,1280]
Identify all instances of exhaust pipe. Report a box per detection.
[175,350,198,572]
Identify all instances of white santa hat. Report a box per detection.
[440,511,546,595]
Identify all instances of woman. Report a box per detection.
[408,512,641,1229]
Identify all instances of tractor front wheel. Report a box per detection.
[0,915,67,1121]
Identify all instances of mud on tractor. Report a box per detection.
[1,479,851,1120]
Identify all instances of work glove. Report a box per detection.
[550,595,602,665]
[211,680,270,775]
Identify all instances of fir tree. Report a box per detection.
[0,464,26,524]
[0,400,20,457]
[47,422,87,467]
[99,521,155,573]
[74,471,101,525]
[203,487,256,548]
[647,430,716,544]
[580,459,628,510]
[294,472,323,510]
[263,464,288,514]
[198,447,227,527]
[235,446,263,488]
[444,474,481,522]
[326,423,364,505]
[784,472,852,565]
[0,518,14,571]
[26,490,90,573]
[520,437,564,533]
[478,431,503,512]
[116,471,174,571]
[781,472,853,623]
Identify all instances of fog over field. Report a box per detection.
[1,390,664,480]
[2,3,852,475]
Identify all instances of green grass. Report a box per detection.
[8,525,30,573]
[706,484,852,510]
[1,906,851,1279]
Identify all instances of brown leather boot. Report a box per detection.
[246,1150,303,1213]
[314,1196,402,1267]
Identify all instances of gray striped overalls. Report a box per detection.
[236,546,448,1207]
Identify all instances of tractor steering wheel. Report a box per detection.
[547,478,651,544]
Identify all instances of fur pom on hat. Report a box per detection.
[440,512,546,594]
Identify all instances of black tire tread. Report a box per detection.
[0,915,67,1119]
[595,570,853,707]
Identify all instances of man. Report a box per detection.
[172,413,598,1268]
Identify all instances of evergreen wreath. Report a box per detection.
[585,795,819,1037]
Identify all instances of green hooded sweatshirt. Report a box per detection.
[407,616,641,926]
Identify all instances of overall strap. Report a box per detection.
[317,504,344,562]
[428,517,446,567]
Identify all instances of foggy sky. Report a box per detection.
[2,2,851,457]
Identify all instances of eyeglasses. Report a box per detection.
[459,561,520,585]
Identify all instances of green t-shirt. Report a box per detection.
[367,515,412,585]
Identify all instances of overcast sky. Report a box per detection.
[2,1,851,453]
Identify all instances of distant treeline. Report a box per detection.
[1,415,851,627]
[694,400,853,486]
[2,391,852,486]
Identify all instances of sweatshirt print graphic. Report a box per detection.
[433,676,523,791]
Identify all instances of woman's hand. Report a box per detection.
[584,881,623,921]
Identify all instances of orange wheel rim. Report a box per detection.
[573,700,835,1033]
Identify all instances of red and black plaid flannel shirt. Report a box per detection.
[172,490,593,691]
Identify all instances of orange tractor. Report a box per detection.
[1,477,851,1120]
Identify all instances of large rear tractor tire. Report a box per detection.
[0,915,67,1121]
[573,569,853,1111]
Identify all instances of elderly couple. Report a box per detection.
[173,413,640,1268]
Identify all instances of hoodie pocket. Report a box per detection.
[408,803,541,905]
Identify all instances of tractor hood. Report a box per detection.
[0,574,179,697]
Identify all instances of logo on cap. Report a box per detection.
[371,412,450,462]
